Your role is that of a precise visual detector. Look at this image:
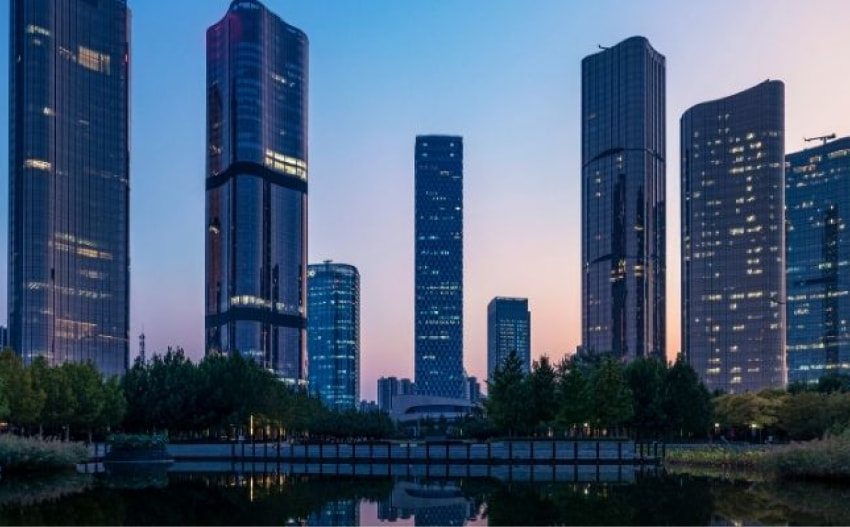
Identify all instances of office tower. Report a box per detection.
[307,261,360,410]
[205,0,308,382]
[377,376,416,411]
[487,297,531,380]
[0,326,8,349]
[786,136,850,384]
[581,36,666,361]
[466,376,481,404]
[9,0,130,376]
[681,80,786,393]
[415,135,464,398]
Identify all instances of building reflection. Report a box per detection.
[376,480,476,526]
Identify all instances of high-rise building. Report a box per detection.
[377,376,416,412]
[205,0,309,382]
[581,36,666,362]
[681,80,786,393]
[786,136,850,384]
[307,261,360,410]
[415,135,464,398]
[465,376,481,404]
[0,326,8,350]
[9,0,130,376]
[487,297,531,380]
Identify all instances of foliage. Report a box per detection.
[107,433,168,452]
[665,446,766,469]
[763,435,850,481]
[662,356,712,438]
[0,349,45,428]
[527,356,558,431]
[590,356,633,431]
[484,350,530,436]
[554,356,592,430]
[0,435,88,473]
[625,358,666,438]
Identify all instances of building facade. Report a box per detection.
[307,261,360,410]
[581,36,666,362]
[415,135,464,398]
[786,137,850,384]
[681,80,787,393]
[205,0,309,382]
[9,0,130,376]
[487,297,531,380]
[377,376,416,412]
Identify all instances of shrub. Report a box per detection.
[763,436,850,481]
[107,432,167,452]
[0,435,88,473]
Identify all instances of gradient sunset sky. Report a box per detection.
[1,1,849,400]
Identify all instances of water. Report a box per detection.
[1,464,849,525]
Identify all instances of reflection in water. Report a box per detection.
[1,468,850,525]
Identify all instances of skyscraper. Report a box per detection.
[307,261,360,410]
[487,297,531,381]
[581,36,666,362]
[9,0,130,376]
[205,0,308,382]
[415,135,464,399]
[681,80,786,393]
[786,136,850,384]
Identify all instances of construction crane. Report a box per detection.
[804,133,836,145]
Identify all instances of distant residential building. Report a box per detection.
[205,0,308,382]
[400,378,416,396]
[415,135,465,399]
[466,376,481,405]
[9,0,131,376]
[359,400,379,413]
[581,36,666,362]
[307,261,360,410]
[786,137,850,384]
[682,80,786,393]
[487,297,531,380]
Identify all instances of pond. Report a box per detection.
[1,464,849,525]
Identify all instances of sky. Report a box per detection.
[1,0,850,400]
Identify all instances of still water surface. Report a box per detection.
[1,465,849,525]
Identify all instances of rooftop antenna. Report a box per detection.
[598,44,609,50]
[804,133,836,145]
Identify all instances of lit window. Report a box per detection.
[78,46,111,74]
[24,159,51,171]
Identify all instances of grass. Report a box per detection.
[0,435,89,474]
[665,445,767,469]
[763,436,850,481]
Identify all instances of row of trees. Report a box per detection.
[123,348,394,440]
[484,350,712,439]
[0,349,125,440]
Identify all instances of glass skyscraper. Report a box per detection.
[9,0,130,376]
[205,0,308,382]
[415,135,464,399]
[786,137,850,384]
[681,80,787,393]
[487,297,530,381]
[581,36,666,362]
[307,261,360,410]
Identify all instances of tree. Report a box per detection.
[590,356,633,435]
[776,391,830,440]
[527,356,558,433]
[0,349,45,430]
[63,362,106,441]
[484,350,529,436]
[555,356,592,434]
[662,357,712,439]
[625,357,667,439]
[31,357,77,438]
[97,376,127,432]
[817,372,850,394]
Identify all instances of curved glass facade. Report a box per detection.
[681,80,786,393]
[786,137,850,384]
[415,135,464,399]
[581,36,666,361]
[307,262,360,410]
[9,0,130,377]
[205,0,308,382]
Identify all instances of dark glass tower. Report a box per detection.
[307,261,360,410]
[205,0,308,382]
[581,36,666,362]
[9,0,130,376]
[415,135,464,399]
[786,137,850,384]
[682,80,786,393]
[487,297,530,381]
